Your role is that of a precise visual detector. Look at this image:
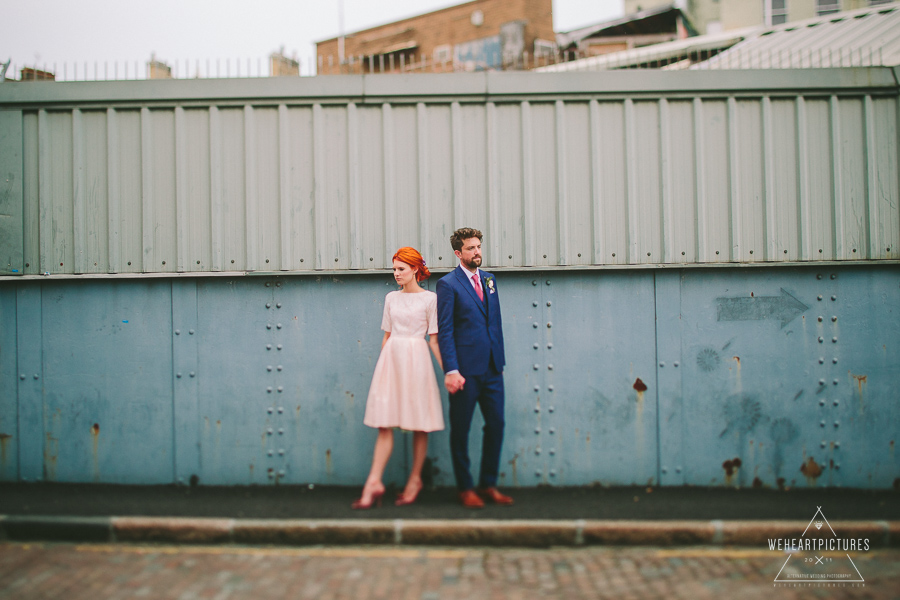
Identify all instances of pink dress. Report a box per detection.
[363,290,445,432]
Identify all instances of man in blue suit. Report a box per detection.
[436,227,513,508]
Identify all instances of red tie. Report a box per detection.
[473,274,484,301]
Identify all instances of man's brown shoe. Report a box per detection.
[478,487,514,505]
[459,489,485,508]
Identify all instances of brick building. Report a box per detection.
[315,0,554,74]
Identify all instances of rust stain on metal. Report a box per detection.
[0,433,11,470]
[91,423,100,481]
[508,453,519,487]
[723,457,742,485]
[326,448,333,475]
[733,356,741,367]
[800,457,823,485]
[633,378,648,392]
[752,476,763,488]
[44,432,59,481]
[777,477,786,490]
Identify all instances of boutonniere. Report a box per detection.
[486,277,496,294]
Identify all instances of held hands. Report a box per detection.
[444,372,465,394]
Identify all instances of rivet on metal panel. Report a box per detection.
[535,471,541,477]
[267,324,272,330]
[661,467,668,474]
[278,407,284,414]
[546,281,551,286]
[189,329,194,335]
[534,406,540,413]
[820,420,826,427]
[659,362,665,368]
[19,374,25,380]
[533,364,539,370]
[835,442,840,448]
[265,282,271,287]
[819,358,825,364]
[833,380,838,386]
[266,303,272,309]
[535,448,541,455]
[33,374,38,380]
[817,295,823,301]
[535,428,541,434]
[533,301,538,307]
[277,365,283,371]
[267,428,273,435]
[548,385,554,392]
[675,467,682,473]
[267,450,273,457]
[819,379,825,386]
[550,470,556,477]
[832,358,838,364]
[175,329,181,335]
[547,364,553,370]
[549,449,556,455]
[833,400,839,406]
[547,322,552,328]
[534,385,539,392]
[834,464,840,470]
[267,387,273,393]
[190,372,195,378]
[549,428,555,434]
[276,303,282,309]
[267,407,273,414]
[673,361,679,367]
[820,441,826,449]
[834,421,840,428]
[830,274,836,280]
[267,366,273,372]
[277,386,283,393]
[817,316,823,322]
[278,470,285,476]
[278,449,285,456]
[266,259,269,264]
[548,343,553,349]
[266,344,272,350]
[831,316,837,322]
[532,281,537,286]
[176,373,182,379]
[548,406,554,413]
[509,255,512,259]
[276,282,282,288]
[543,255,547,258]
[277,344,283,350]
[277,323,283,329]
[816,274,823,280]
[612,253,616,257]
[268,471,274,479]
[832,337,838,343]
[819,400,825,407]
[818,337,824,343]
[533,343,539,349]
[533,323,538,329]
[546,301,552,307]
[831,296,837,301]
[278,428,284,435]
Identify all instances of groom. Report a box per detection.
[436,228,513,508]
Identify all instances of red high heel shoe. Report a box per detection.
[395,484,422,507]
[351,488,384,510]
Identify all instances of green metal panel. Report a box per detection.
[0,111,24,275]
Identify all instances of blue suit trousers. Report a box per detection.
[448,362,505,491]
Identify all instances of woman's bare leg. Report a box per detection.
[356,428,393,505]
[399,431,428,501]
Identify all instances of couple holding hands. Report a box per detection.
[352,227,513,509]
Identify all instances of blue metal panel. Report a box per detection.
[39,281,174,483]
[0,287,18,479]
[15,284,42,481]
[656,271,685,486]
[172,280,200,484]
[676,267,900,489]
[0,110,24,275]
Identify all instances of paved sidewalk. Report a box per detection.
[2,542,899,600]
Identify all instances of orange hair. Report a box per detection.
[392,247,431,282]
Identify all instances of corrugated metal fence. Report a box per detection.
[1,68,898,277]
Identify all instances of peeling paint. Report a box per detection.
[90,423,100,482]
[800,456,823,486]
[723,457,742,486]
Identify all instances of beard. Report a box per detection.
[461,255,482,270]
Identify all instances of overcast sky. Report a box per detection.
[2,0,623,78]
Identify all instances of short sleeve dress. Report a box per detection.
[363,290,445,432]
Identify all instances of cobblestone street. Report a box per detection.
[1,543,898,600]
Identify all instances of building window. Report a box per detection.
[816,0,841,15]
[433,44,452,65]
[767,0,788,25]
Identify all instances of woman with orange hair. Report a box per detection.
[352,247,445,509]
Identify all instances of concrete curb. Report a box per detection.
[1,516,898,548]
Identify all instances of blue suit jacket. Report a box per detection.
[436,266,506,376]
